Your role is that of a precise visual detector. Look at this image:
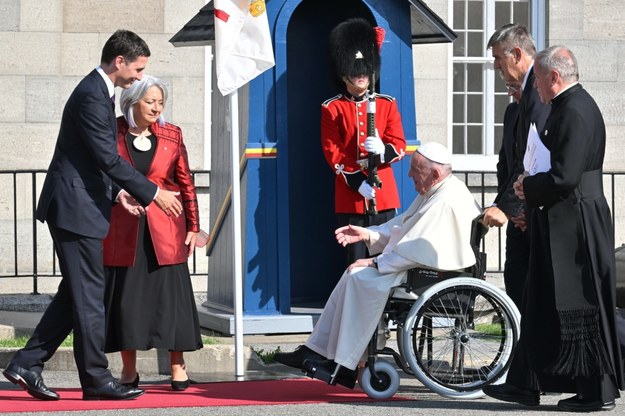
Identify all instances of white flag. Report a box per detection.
[214,0,275,96]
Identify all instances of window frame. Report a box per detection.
[448,0,546,171]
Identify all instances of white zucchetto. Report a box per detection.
[416,142,451,165]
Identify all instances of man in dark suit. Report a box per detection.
[482,24,550,309]
[486,45,623,413]
[492,83,521,306]
[2,30,182,401]
[497,84,520,204]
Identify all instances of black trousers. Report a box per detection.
[503,222,530,310]
[11,225,113,389]
[336,209,396,266]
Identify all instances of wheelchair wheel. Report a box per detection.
[401,277,520,399]
[358,359,401,399]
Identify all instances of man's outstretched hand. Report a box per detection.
[117,190,145,217]
[154,188,182,217]
[335,224,369,247]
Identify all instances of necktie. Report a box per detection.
[111,95,115,112]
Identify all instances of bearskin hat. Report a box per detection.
[328,18,384,88]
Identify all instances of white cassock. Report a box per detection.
[306,175,482,369]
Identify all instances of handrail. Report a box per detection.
[205,153,247,256]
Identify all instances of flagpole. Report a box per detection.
[213,0,274,380]
[229,89,245,379]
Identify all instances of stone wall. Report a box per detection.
[411,0,625,250]
[548,0,625,172]
[411,0,451,151]
[0,0,207,170]
[0,0,209,278]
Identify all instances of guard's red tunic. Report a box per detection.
[321,93,406,214]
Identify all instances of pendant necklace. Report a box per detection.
[132,131,152,152]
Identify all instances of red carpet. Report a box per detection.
[0,378,406,412]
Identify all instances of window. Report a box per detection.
[451,0,535,168]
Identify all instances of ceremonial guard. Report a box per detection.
[321,18,406,266]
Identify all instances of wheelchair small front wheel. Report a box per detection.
[358,360,400,399]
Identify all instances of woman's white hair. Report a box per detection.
[119,75,168,128]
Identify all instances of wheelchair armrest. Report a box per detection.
[404,267,471,296]
[471,214,489,248]
[397,214,488,297]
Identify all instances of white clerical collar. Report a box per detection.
[95,66,115,99]
[553,82,579,100]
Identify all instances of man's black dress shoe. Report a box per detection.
[557,395,616,412]
[83,380,144,400]
[482,383,540,406]
[2,362,60,401]
[302,359,359,389]
[273,345,325,370]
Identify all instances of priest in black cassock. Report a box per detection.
[484,45,624,413]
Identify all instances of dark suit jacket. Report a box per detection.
[496,66,550,216]
[36,70,157,239]
[495,101,520,198]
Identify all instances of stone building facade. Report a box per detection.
[0,0,207,170]
[0,0,208,278]
[413,0,625,248]
[0,0,623,278]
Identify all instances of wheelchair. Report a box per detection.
[307,215,521,400]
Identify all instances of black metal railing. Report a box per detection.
[0,170,210,294]
[1,169,623,294]
[454,170,625,271]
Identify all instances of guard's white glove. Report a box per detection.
[358,181,376,200]
[364,135,385,155]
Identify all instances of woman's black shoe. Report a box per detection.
[171,379,190,391]
[121,374,140,388]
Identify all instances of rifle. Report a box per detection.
[365,88,382,215]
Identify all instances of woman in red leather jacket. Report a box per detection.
[103,75,202,391]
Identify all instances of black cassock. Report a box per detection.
[513,84,624,401]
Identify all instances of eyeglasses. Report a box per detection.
[505,84,520,94]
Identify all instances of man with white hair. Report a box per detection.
[275,142,481,386]
[484,45,623,413]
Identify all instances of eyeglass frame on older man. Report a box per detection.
[505,83,520,94]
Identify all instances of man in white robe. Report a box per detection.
[275,142,481,384]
